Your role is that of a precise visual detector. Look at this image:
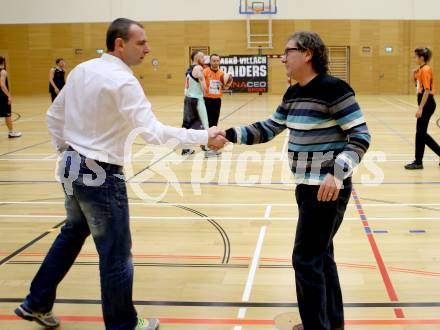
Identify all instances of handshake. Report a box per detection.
[207,126,229,151]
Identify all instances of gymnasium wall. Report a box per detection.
[0,19,438,96]
[0,0,439,96]
[1,0,440,23]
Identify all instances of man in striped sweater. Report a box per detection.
[225,32,370,330]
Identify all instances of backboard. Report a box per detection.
[239,0,277,14]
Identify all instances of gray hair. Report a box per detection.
[288,32,329,74]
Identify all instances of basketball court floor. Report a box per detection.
[0,93,439,329]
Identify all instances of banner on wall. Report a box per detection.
[219,55,268,93]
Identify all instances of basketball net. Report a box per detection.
[250,4,264,14]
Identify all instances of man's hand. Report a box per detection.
[7,96,12,105]
[55,87,60,94]
[207,126,228,150]
[317,173,343,202]
[415,108,423,118]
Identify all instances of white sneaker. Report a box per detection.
[8,131,22,138]
[204,150,221,158]
[14,304,60,328]
[135,317,160,330]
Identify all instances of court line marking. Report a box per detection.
[1,315,440,325]
[0,220,65,267]
[279,130,289,160]
[2,201,440,207]
[351,188,405,319]
[2,157,440,163]
[2,214,440,221]
[264,205,272,218]
[1,152,436,157]
[2,179,440,186]
[388,96,437,125]
[235,205,270,330]
[2,297,440,307]
[2,98,436,324]
[218,96,258,122]
[0,139,51,157]
[127,98,257,181]
[43,153,58,160]
[4,255,440,278]
[368,101,414,146]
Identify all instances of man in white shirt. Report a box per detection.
[15,18,227,330]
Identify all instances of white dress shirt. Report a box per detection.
[46,53,208,165]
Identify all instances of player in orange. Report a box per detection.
[405,47,440,169]
[203,54,232,157]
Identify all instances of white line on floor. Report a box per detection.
[234,206,271,328]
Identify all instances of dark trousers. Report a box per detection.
[23,150,137,329]
[50,91,57,102]
[415,94,440,164]
[182,96,202,130]
[204,97,221,127]
[293,178,352,330]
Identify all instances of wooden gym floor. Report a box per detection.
[0,93,439,329]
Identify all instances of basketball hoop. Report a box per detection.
[239,0,277,15]
[251,3,264,14]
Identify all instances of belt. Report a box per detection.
[66,146,123,174]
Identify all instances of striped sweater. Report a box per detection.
[225,74,371,185]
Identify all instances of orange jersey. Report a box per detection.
[204,67,224,98]
[415,64,435,95]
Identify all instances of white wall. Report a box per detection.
[1,0,440,23]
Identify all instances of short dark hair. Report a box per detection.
[288,32,329,74]
[210,53,220,60]
[0,56,5,67]
[55,58,64,65]
[414,47,432,62]
[106,18,144,51]
[191,50,202,61]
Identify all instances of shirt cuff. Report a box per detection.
[327,157,352,181]
[225,128,238,143]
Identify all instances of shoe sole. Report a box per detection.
[150,319,160,329]
[137,318,160,329]
[14,307,59,328]
[204,153,221,158]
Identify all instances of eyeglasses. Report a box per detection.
[283,47,303,56]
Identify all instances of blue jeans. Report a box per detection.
[23,150,137,329]
[293,178,352,330]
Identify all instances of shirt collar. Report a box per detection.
[101,53,133,75]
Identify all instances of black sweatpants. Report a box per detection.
[415,94,440,164]
[204,97,221,127]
